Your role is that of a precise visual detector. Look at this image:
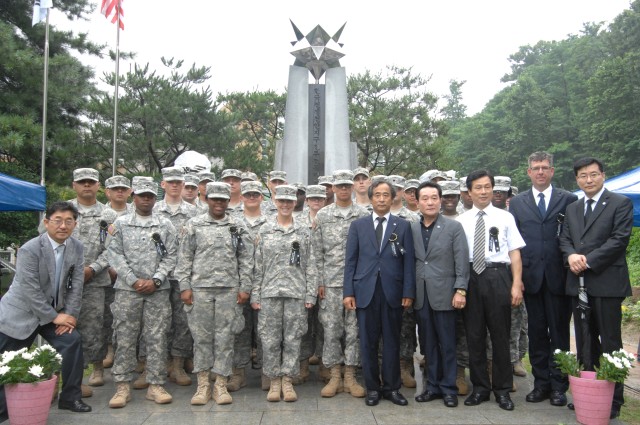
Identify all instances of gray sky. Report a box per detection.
[54,0,632,115]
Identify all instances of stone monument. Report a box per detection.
[274,21,358,185]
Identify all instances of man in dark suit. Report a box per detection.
[559,157,634,419]
[343,179,415,407]
[509,151,577,407]
[0,201,91,422]
[411,181,469,408]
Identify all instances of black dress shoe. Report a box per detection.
[415,390,443,402]
[567,402,574,410]
[496,395,514,411]
[365,390,381,406]
[549,391,567,407]
[383,390,408,406]
[58,399,92,413]
[443,394,458,407]
[464,392,490,406]
[525,388,550,403]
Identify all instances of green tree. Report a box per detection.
[347,66,448,177]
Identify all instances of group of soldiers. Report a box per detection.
[63,164,531,409]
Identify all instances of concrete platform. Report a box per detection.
[46,358,627,425]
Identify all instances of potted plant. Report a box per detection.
[0,345,62,425]
[554,349,635,425]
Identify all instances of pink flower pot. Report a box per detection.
[5,375,58,425]
[569,371,615,425]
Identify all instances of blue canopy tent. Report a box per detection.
[574,166,640,227]
[0,173,46,212]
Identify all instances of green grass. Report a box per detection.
[621,396,640,425]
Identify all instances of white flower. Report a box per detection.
[554,349,561,354]
[28,365,44,378]
[0,366,10,375]
[55,354,62,362]
[622,358,631,369]
[37,344,54,353]
[21,352,33,361]
[1,351,16,363]
[16,348,27,354]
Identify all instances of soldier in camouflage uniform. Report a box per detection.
[251,185,316,402]
[182,174,200,206]
[221,169,243,214]
[261,170,287,216]
[353,167,372,211]
[107,179,178,408]
[297,185,327,379]
[313,170,368,398]
[404,179,420,215]
[387,175,419,389]
[67,168,111,398]
[102,175,133,370]
[153,166,198,387]
[229,181,268,392]
[175,182,254,406]
[241,171,258,182]
[318,175,335,206]
[196,172,216,213]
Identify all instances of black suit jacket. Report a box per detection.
[558,189,634,297]
[510,187,577,295]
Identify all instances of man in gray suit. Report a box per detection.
[0,201,91,421]
[412,181,470,408]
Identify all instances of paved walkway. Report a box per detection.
[46,357,630,425]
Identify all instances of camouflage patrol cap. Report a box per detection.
[206,182,231,199]
[73,168,99,182]
[318,175,333,186]
[371,175,388,184]
[269,170,287,182]
[105,175,131,189]
[459,177,468,192]
[305,185,327,199]
[132,180,158,196]
[161,166,185,182]
[131,176,154,186]
[274,185,297,201]
[404,179,420,191]
[183,174,199,187]
[511,186,519,196]
[332,170,354,185]
[241,171,258,182]
[494,176,511,192]
[388,175,406,189]
[221,169,242,180]
[438,180,461,196]
[292,183,306,192]
[241,181,263,195]
[353,167,370,178]
[198,171,216,183]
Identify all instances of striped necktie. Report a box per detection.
[472,211,486,274]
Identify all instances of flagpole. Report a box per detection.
[111,8,121,177]
[39,9,50,187]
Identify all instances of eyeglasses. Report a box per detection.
[243,192,261,199]
[530,166,552,172]
[48,219,75,227]
[577,172,602,181]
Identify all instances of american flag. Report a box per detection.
[101,0,124,30]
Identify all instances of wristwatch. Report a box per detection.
[153,278,162,288]
[456,289,467,297]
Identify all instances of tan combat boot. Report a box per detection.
[513,360,527,377]
[267,376,281,402]
[109,382,131,408]
[320,365,343,397]
[400,358,417,388]
[169,356,192,386]
[133,369,149,389]
[134,358,146,373]
[343,365,366,398]
[184,357,194,374]
[300,359,310,382]
[212,375,233,405]
[456,366,469,395]
[146,384,173,404]
[318,362,331,383]
[282,376,298,402]
[261,373,270,391]
[103,344,114,368]
[226,367,247,392]
[190,371,212,405]
[88,362,105,386]
[81,384,93,398]
[309,354,320,365]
